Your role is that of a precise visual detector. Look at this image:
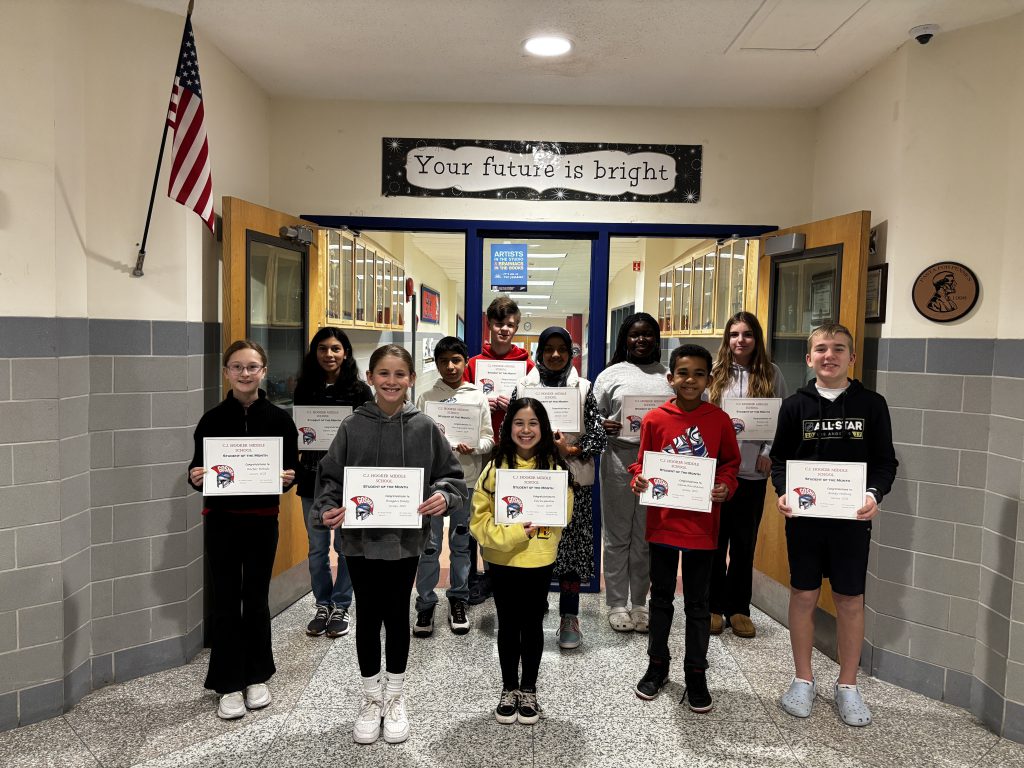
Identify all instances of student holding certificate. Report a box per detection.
[511,326,607,650]
[310,344,467,746]
[293,327,372,640]
[770,324,897,727]
[471,398,573,726]
[629,345,740,714]
[187,340,301,722]
[593,312,673,633]
[706,312,788,639]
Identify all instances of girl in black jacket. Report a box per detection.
[293,327,372,638]
[187,340,300,721]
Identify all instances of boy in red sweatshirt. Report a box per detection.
[629,344,740,713]
[464,296,535,603]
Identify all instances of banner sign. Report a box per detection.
[491,243,528,292]
[382,137,701,203]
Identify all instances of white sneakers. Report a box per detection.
[382,694,410,743]
[353,694,384,744]
[217,684,272,720]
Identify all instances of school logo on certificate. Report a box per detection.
[649,477,669,500]
[502,495,524,519]
[480,378,495,395]
[627,415,643,432]
[298,427,317,445]
[351,495,375,520]
[212,464,234,488]
[794,486,817,510]
[731,418,745,436]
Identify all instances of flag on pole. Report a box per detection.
[166,16,214,231]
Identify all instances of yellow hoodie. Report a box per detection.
[471,454,574,568]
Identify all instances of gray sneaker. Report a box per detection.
[779,678,816,718]
[558,615,582,649]
[834,684,872,726]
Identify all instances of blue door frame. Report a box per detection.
[304,214,777,593]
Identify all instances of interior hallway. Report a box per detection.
[3,593,1023,768]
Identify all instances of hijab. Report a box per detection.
[535,326,574,387]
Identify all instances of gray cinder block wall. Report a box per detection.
[860,337,1024,742]
[0,318,217,728]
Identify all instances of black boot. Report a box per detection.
[634,658,669,700]
[683,667,713,712]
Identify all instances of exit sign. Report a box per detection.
[632,261,642,272]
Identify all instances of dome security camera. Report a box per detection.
[909,24,940,45]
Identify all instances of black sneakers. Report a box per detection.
[449,600,470,635]
[683,668,713,713]
[634,659,669,700]
[413,606,435,637]
[517,688,540,725]
[467,573,492,605]
[495,688,518,724]
[306,605,331,636]
[326,606,350,638]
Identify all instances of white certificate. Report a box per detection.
[342,467,425,529]
[203,437,283,496]
[721,398,782,442]
[519,385,582,433]
[424,401,479,446]
[494,469,569,527]
[786,460,867,519]
[620,395,667,436]
[475,360,527,397]
[293,405,353,450]
[639,451,717,513]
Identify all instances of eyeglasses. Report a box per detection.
[225,363,264,375]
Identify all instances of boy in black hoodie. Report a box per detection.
[769,324,897,728]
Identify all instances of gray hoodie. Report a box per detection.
[311,401,467,560]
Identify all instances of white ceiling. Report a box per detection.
[132,0,1024,108]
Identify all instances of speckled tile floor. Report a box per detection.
[2,594,1023,768]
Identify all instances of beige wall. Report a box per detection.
[269,100,815,228]
[812,14,1024,340]
[1,0,271,323]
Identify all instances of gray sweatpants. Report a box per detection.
[600,441,649,609]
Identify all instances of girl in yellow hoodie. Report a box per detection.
[471,398,573,726]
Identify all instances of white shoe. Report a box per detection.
[217,691,245,720]
[608,606,635,632]
[382,694,410,743]
[244,683,271,710]
[353,695,383,744]
[631,606,650,633]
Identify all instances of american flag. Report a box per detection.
[166,17,214,231]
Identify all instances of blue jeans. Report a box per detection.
[301,496,352,609]
[415,497,471,611]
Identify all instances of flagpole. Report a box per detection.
[133,0,195,278]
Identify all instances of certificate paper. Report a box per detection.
[519,386,582,433]
[785,460,867,519]
[639,451,716,513]
[342,467,425,529]
[424,401,479,446]
[475,360,527,397]
[720,398,782,442]
[203,437,283,496]
[621,395,667,436]
[293,406,353,450]
[494,469,569,527]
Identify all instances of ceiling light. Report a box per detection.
[527,280,554,286]
[524,36,572,57]
[519,305,548,311]
[521,294,551,300]
[528,266,560,272]
[529,253,566,259]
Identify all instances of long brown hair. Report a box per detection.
[708,312,776,404]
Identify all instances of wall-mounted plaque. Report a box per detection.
[911,262,979,323]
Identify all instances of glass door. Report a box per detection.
[769,247,841,393]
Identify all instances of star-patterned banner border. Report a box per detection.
[381,137,702,203]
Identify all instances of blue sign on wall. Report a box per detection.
[490,243,528,292]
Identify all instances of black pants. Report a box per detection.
[204,513,279,694]
[710,477,768,617]
[558,571,581,616]
[347,555,419,676]
[647,543,713,671]
[490,561,555,691]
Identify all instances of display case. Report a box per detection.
[658,239,751,337]
[323,227,406,331]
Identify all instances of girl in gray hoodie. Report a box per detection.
[311,344,466,746]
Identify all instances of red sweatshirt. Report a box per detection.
[465,342,535,438]
[629,399,741,550]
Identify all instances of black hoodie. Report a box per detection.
[769,379,898,503]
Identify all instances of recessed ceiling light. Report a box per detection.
[524,36,572,57]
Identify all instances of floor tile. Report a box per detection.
[0,717,99,768]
